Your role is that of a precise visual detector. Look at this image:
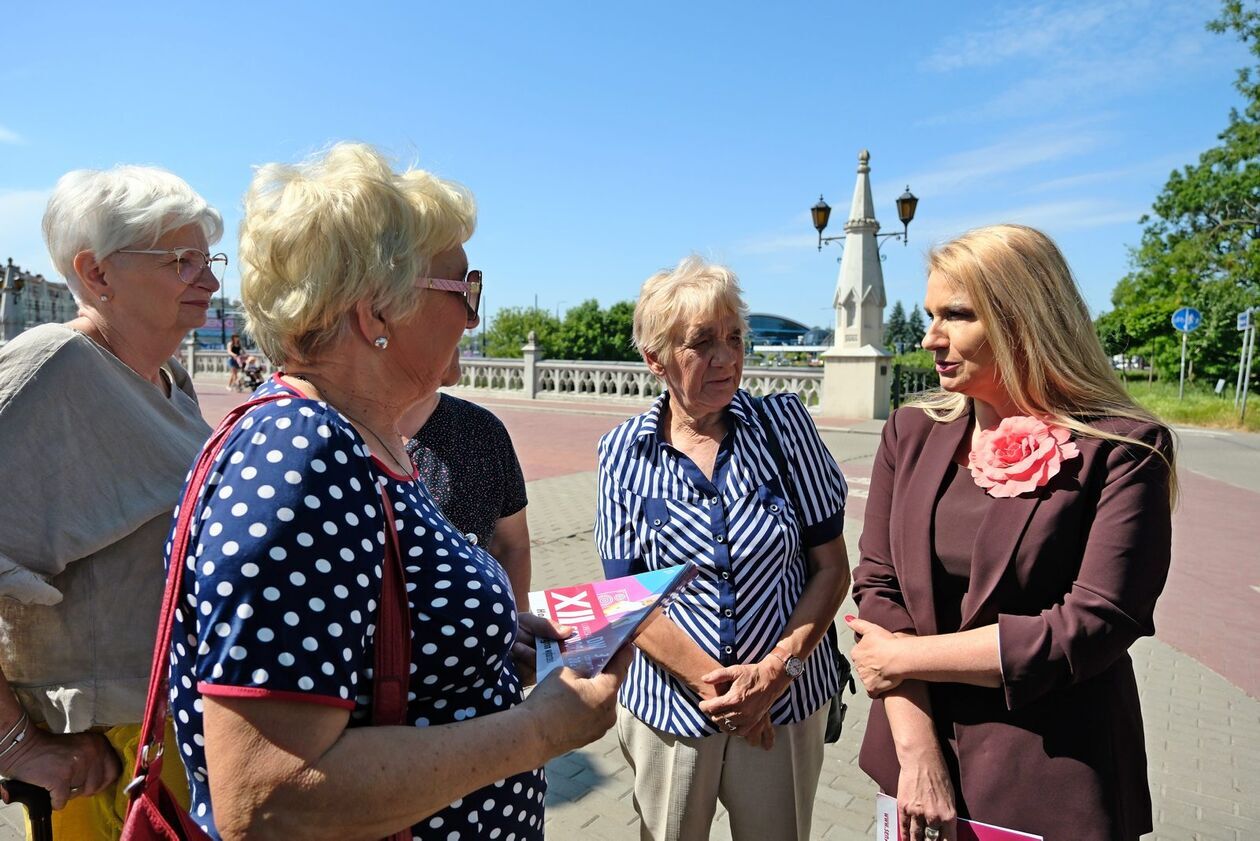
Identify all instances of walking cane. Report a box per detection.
[0,780,52,841]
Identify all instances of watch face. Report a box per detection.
[786,657,805,677]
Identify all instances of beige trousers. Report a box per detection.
[616,703,828,841]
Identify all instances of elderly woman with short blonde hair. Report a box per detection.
[165,142,625,841]
[0,165,222,838]
[595,256,852,841]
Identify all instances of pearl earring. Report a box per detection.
[374,336,389,350]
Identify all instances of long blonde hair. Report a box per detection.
[909,224,1177,501]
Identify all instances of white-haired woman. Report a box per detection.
[165,143,624,841]
[849,225,1175,841]
[0,166,222,837]
[595,257,851,841]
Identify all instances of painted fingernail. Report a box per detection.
[844,614,856,622]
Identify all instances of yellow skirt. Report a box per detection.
[26,720,189,841]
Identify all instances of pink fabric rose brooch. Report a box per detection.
[968,415,1080,498]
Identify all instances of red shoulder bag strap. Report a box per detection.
[124,393,414,841]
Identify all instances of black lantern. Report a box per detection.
[811,154,919,251]
[812,196,834,251]
[811,195,832,234]
[896,186,918,232]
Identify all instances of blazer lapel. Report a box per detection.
[959,468,1045,631]
[898,410,970,638]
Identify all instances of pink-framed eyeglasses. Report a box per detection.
[418,270,482,325]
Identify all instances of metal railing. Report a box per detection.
[891,364,935,409]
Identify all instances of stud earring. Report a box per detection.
[99,294,110,303]
[373,336,389,350]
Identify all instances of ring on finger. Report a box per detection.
[722,718,737,732]
[68,786,82,794]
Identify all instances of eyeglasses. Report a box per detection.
[418,269,482,325]
[114,248,229,284]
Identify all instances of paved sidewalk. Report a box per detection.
[4,390,1257,839]
[525,470,1260,841]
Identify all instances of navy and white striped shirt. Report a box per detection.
[595,389,848,737]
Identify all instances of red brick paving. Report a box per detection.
[1155,469,1260,698]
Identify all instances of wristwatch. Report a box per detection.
[770,646,805,679]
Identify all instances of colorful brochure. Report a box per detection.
[528,563,698,681]
[876,794,1043,841]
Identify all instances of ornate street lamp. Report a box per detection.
[812,184,918,251]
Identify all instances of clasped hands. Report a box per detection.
[696,659,790,750]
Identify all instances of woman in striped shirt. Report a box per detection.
[595,256,852,841]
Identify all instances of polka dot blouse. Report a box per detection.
[166,377,545,840]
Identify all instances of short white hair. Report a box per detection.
[42,165,223,304]
[633,256,749,360]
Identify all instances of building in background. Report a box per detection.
[1,259,77,343]
[748,313,832,346]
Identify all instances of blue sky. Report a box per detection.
[0,0,1250,332]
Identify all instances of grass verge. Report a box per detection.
[1125,380,1260,433]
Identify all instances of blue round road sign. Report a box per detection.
[1172,307,1202,333]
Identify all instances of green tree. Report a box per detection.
[1097,0,1260,382]
[555,300,609,360]
[484,307,561,358]
[604,300,639,361]
[885,301,908,351]
[906,305,927,348]
[550,299,639,360]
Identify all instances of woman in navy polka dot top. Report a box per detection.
[166,143,626,840]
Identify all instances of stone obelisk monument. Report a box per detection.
[820,150,892,419]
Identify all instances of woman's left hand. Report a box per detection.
[847,616,907,697]
[697,661,788,735]
[511,613,573,686]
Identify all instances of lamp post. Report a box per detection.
[812,185,918,252]
[807,150,913,421]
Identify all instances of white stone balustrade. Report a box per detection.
[175,344,824,408]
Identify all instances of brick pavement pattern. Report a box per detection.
[4,389,1257,839]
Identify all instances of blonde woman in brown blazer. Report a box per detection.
[848,225,1175,841]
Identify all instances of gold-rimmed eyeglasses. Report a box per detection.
[418,270,482,325]
[115,248,229,284]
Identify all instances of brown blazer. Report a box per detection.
[853,406,1173,841]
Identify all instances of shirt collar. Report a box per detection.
[634,388,756,449]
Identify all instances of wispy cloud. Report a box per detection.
[734,232,819,256]
[1022,153,1189,193]
[923,1,1118,72]
[887,123,1109,197]
[914,198,1146,244]
[920,0,1225,124]
[0,125,22,145]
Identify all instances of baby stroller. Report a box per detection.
[241,355,265,391]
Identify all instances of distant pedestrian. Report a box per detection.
[849,224,1177,841]
[225,332,244,391]
[401,348,532,608]
[165,142,626,840]
[596,256,851,841]
[0,165,223,838]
